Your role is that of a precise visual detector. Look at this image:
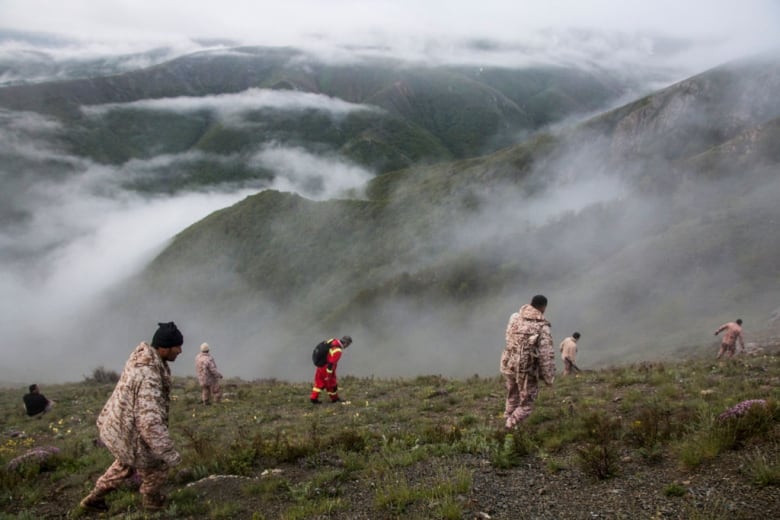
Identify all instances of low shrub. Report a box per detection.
[576,411,622,480]
[83,366,120,384]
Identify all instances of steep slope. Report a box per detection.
[576,52,780,165]
[113,53,780,380]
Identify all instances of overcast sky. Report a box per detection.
[1,0,778,73]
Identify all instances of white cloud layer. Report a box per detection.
[251,144,373,200]
[1,0,778,76]
[83,88,379,119]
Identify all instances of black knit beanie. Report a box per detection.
[151,321,183,348]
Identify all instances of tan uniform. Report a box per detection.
[715,322,745,359]
[559,336,578,375]
[500,304,555,429]
[85,342,180,502]
[195,351,223,404]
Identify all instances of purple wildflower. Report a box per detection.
[717,399,767,422]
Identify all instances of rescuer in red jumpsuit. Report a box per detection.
[310,335,352,404]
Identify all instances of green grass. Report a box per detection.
[1,352,779,517]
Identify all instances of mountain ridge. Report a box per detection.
[114,52,780,380]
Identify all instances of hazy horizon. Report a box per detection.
[1,1,779,385]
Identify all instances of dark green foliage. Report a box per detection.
[327,429,370,453]
[664,482,688,497]
[626,402,676,449]
[0,47,627,185]
[420,423,462,445]
[66,108,214,163]
[489,429,534,469]
[83,366,120,384]
[576,411,622,480]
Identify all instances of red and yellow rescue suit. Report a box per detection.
[310,338,346,402]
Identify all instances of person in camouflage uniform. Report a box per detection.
[559,332,581,375]
[714,318,745,359]
[80,322,184,513]
[500,295,555,430]
[195,342,223,405]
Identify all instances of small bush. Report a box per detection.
[374,473,416,513]
[741,447,780,487]
[328,429,369,453]
[676,429,722,470]
[627,405,667,449]
[84,366,120,384]
[489,430,533,469]
[663,482,687,497]
[576,411,621,480]
[267,430,317,463]
[420,423,462,445]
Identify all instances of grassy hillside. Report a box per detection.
[573,53,780,167]
[120,53,780,373]
[1,347,779,519]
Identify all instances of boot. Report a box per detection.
[310,398,322,405]
[142,492,167,511]
[79,492,109,512]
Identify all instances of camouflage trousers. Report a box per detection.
[201,383,222,404]
[503,372,539,429]
[87,459,168,498]
[717,341,737,359]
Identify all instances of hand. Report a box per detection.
[165,450,182,467]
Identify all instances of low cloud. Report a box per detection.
[0,106,375,383]
[251,144,373,200]
[82,88,380,121]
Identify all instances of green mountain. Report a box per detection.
[118,54,780,376]
[0,46,628,190]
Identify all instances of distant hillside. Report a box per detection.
[112,54,780,379]
[0,46,628,187]
[575,53,780,166]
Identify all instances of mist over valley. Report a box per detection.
[1,2,779,384]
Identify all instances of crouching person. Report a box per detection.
[310,335,352,404]
[80,322,184,513]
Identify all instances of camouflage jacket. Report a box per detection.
[500,304,555,384]
[195,352,222,386]
[559,336,578,362]
[715,322,745,349]
[97,342,181,469]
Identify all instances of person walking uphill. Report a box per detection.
[500,295,555,430]
[715,318,745,359]
[80,322,184,513]
[195,342,223,405]
[310,335,352,404]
